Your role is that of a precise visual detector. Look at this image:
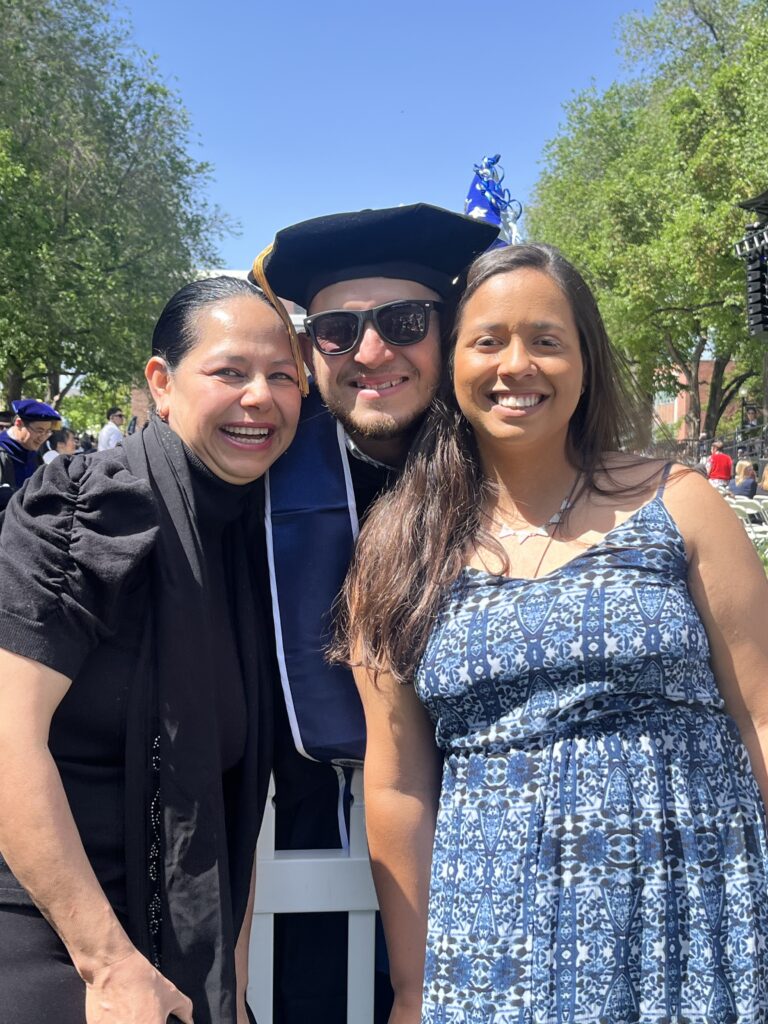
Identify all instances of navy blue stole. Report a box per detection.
[266,386,366,764]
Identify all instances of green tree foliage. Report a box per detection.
[0,0,231,407]
[526,0,768,439]
[58,379,133,435]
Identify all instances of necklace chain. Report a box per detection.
[497,495,572,544]
[493,475,580,546]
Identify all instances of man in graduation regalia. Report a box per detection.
[252,203,498,1023]
[0,399,61,511]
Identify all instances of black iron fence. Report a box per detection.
[644,427,768,467]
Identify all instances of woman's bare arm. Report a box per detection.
[0,649,193,1024]
[234,856,257,1024]
[353,663,442,1024]
[664,471,768,805]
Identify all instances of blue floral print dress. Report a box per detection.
[414,486,768,1024]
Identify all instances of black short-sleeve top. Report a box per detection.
[0,443,259,924]
[0,451,158,912]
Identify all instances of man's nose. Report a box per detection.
[354,323,394,368]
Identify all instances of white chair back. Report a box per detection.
[249,770,379,1023]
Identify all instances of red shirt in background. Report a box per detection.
[708,450,733,483]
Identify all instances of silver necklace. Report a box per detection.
[495,479,579,545]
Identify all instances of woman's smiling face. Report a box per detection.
[452,268,584,463]
[147,294,302,484]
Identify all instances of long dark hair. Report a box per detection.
[334,243,650,684]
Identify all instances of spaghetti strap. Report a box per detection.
[655,461,674,499]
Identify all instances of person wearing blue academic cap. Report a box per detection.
[0,399,61,510]
[251,203,499,1024]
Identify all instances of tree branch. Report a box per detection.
[662,332,693,384]
[717,370,757,422]
[691,326,708,363]
[21,371,47,384]
[689,1,726,55]
[63,247,159,276]
[650,299,726,317]
[52,371,83,406]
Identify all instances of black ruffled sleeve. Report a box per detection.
[0,452,158,679]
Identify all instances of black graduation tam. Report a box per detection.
[257,203,500,309]
[12,398,61,421]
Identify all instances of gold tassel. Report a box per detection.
[251,244,309,397]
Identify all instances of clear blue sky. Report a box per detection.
[121,0,656,269]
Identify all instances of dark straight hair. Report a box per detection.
[151,276,271,369]
[46,426,74,452]
[333,243,650,685]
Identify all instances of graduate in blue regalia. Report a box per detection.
[250,203,498,1024]
[0,399,61,510]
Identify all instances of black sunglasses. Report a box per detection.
[304,299,443,356]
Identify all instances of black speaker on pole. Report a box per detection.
[746,251,768,337]
[735,190,768,338]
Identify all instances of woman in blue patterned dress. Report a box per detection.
[337,244,768,1024]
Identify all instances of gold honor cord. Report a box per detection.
[252,244,310,397]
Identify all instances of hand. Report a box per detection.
[84,949,194,1024]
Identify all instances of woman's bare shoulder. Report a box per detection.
[661,460,734,517]
[594,452,672,497]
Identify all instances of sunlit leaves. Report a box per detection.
[0,0,232,405]
[527,0,768,436]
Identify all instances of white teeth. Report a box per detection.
[493,394,543,409]
[353,378,406,390]
[223,425,270,437]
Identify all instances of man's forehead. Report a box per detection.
[308,276,442,314]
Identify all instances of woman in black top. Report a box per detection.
[0,277,306,1024]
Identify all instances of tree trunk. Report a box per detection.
[703,353,731,437]
[686,354,702,440]
[3,364,24,408]
[715,369,756,428]
[663,329,707,440]
[46,368,60,407]
[685,326,713,440]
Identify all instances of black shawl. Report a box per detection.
[122,418,273,1024]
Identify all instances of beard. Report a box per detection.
[316,381,430,444]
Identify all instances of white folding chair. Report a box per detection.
[249,770,379,1024]
[728,499,768,553]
